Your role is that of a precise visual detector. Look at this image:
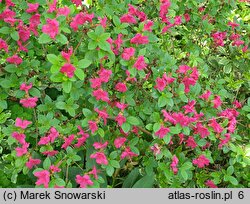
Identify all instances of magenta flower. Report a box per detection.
[208,118,223,133]
[15,142,29,157]
[70,12,94,31]
[122,47,135,60]
[60,63,76,78]
[115,102,128,111]
[114,137,127,148]
[115,82,127,92]
[88,120,98,134]
[26,3,39,13]
[42,18,59,39]
[42,150,58,157]
[193,155,210,168]
[12,132,26,145]
[115,114,126,126]
[6,55,22,65]
[90,152,108,165]
[20,82,32,93]
[94,108,109,125]
[89,166,99,179]
[133,56,147,70]
[205,180,218,188]
[71,0,82,6]
[155,126,170,139]
[76,174,93,188]
[38,136,50,145]
[121,147,138,159]
[15,118,32,129]
[93,141,108,150]
[47,0,57,13]
[20,97,38,108]
[34,170,50,188]
[155,77,166,91]
[185,136,197,149]
[120,14,137,24]
[0,38,9,52]
[150,143,161,155]
[90,78,102,89]
[26,158,41,169]
[57,6,71,17]
[130,33,149,45]
[61,134,75,149]
[170,155,179,174]
[92,89,109,102]
[98,68,112,83]
[199,90,212,101]
[50,165,61,173]
[61,47,73,63]
[213,95,222,109]
[143,20,154,32]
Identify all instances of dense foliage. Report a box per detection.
[0,0,249,188]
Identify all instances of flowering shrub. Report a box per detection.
[0,0,249,188]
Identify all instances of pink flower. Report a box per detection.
[155,77,166,91]
[150,143,161,155]
[42,18,59,39]
[170,155,179,174]
[205,180,218,188]
[122,47,135,60]
[50,165,61,173]
[130,33,149,45]
[177,65,191,74]
[115,82,127,92]
[184,13,190,22]
[174,15,182,25]
[242,45,248,53]
[218,133,230,149]
[47,0,57,13]
[20,97,38,108]
[48,127,59,143]
[121,147,138,159]
[15,118,32,129]
[70,12,94,31]
[34,170,50,188]
[143,20,154,32]
[114,137,127,148]
[186,136,197,149]
[211,32,227,47]
[98,68,112,83]
[20,82,32,93]
[12,132,26,145]
[233,100,242,109]
[75,135,88,148]
[57,6,71,17]
[115,114,126,126]
[193,155,210,168]
[133,56,147,70]
[90,78,102,89]
[195,123,210,138]
[26,3,39,13]
[115,103,128,113]
[232,40,244,47]
[94,108,109,125]
[183,100,196,114]
[90,152,108,165]
[29,14,41,36]
[38,136,50,145]
[89,166,99,179]
[92,89,109,102]
[26,158,41,169]
[71,0,82,6]
[199,90,211,101]
[120,14,137,24]
[88,121,98,134]
[60,63,76,78]
[6,55,22,65]
[228,21,239,30]
[61,134,75,149]
[93,141,108,149]
[213,95,222,109]
[76,174,93,188]
[98,16,107,29]
[42,150,58,156]
[208,118,223,133]
[155,126,170,139]
[16,142,29,157]
[0,38,9,52]
[61,47,73,62]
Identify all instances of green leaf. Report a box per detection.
[122,168,140,188]
[133,174,154,188]
[106,165,114,177]
[224,175,238,186]
[95,26,104,35]
[38,33,52,44]
[74,69,85,80]
[78,59,92,69]
[47,54,59,64]
[127,116,140,126]
[56,34,68,45]
[82,108,92,117]
[227,166,234,176]
[110,160,120,168]
[180,169,188,180]
[121,122,131,133]
[55,178,66,187]
[62,81,72,93]
[158,95,167,107]
[98,41,111,52]
[11,31,19,41]
[0,27,10,34]
[170,126,181,134]
[43,157,51,170]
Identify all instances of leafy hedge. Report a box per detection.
[0,0,249,188]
